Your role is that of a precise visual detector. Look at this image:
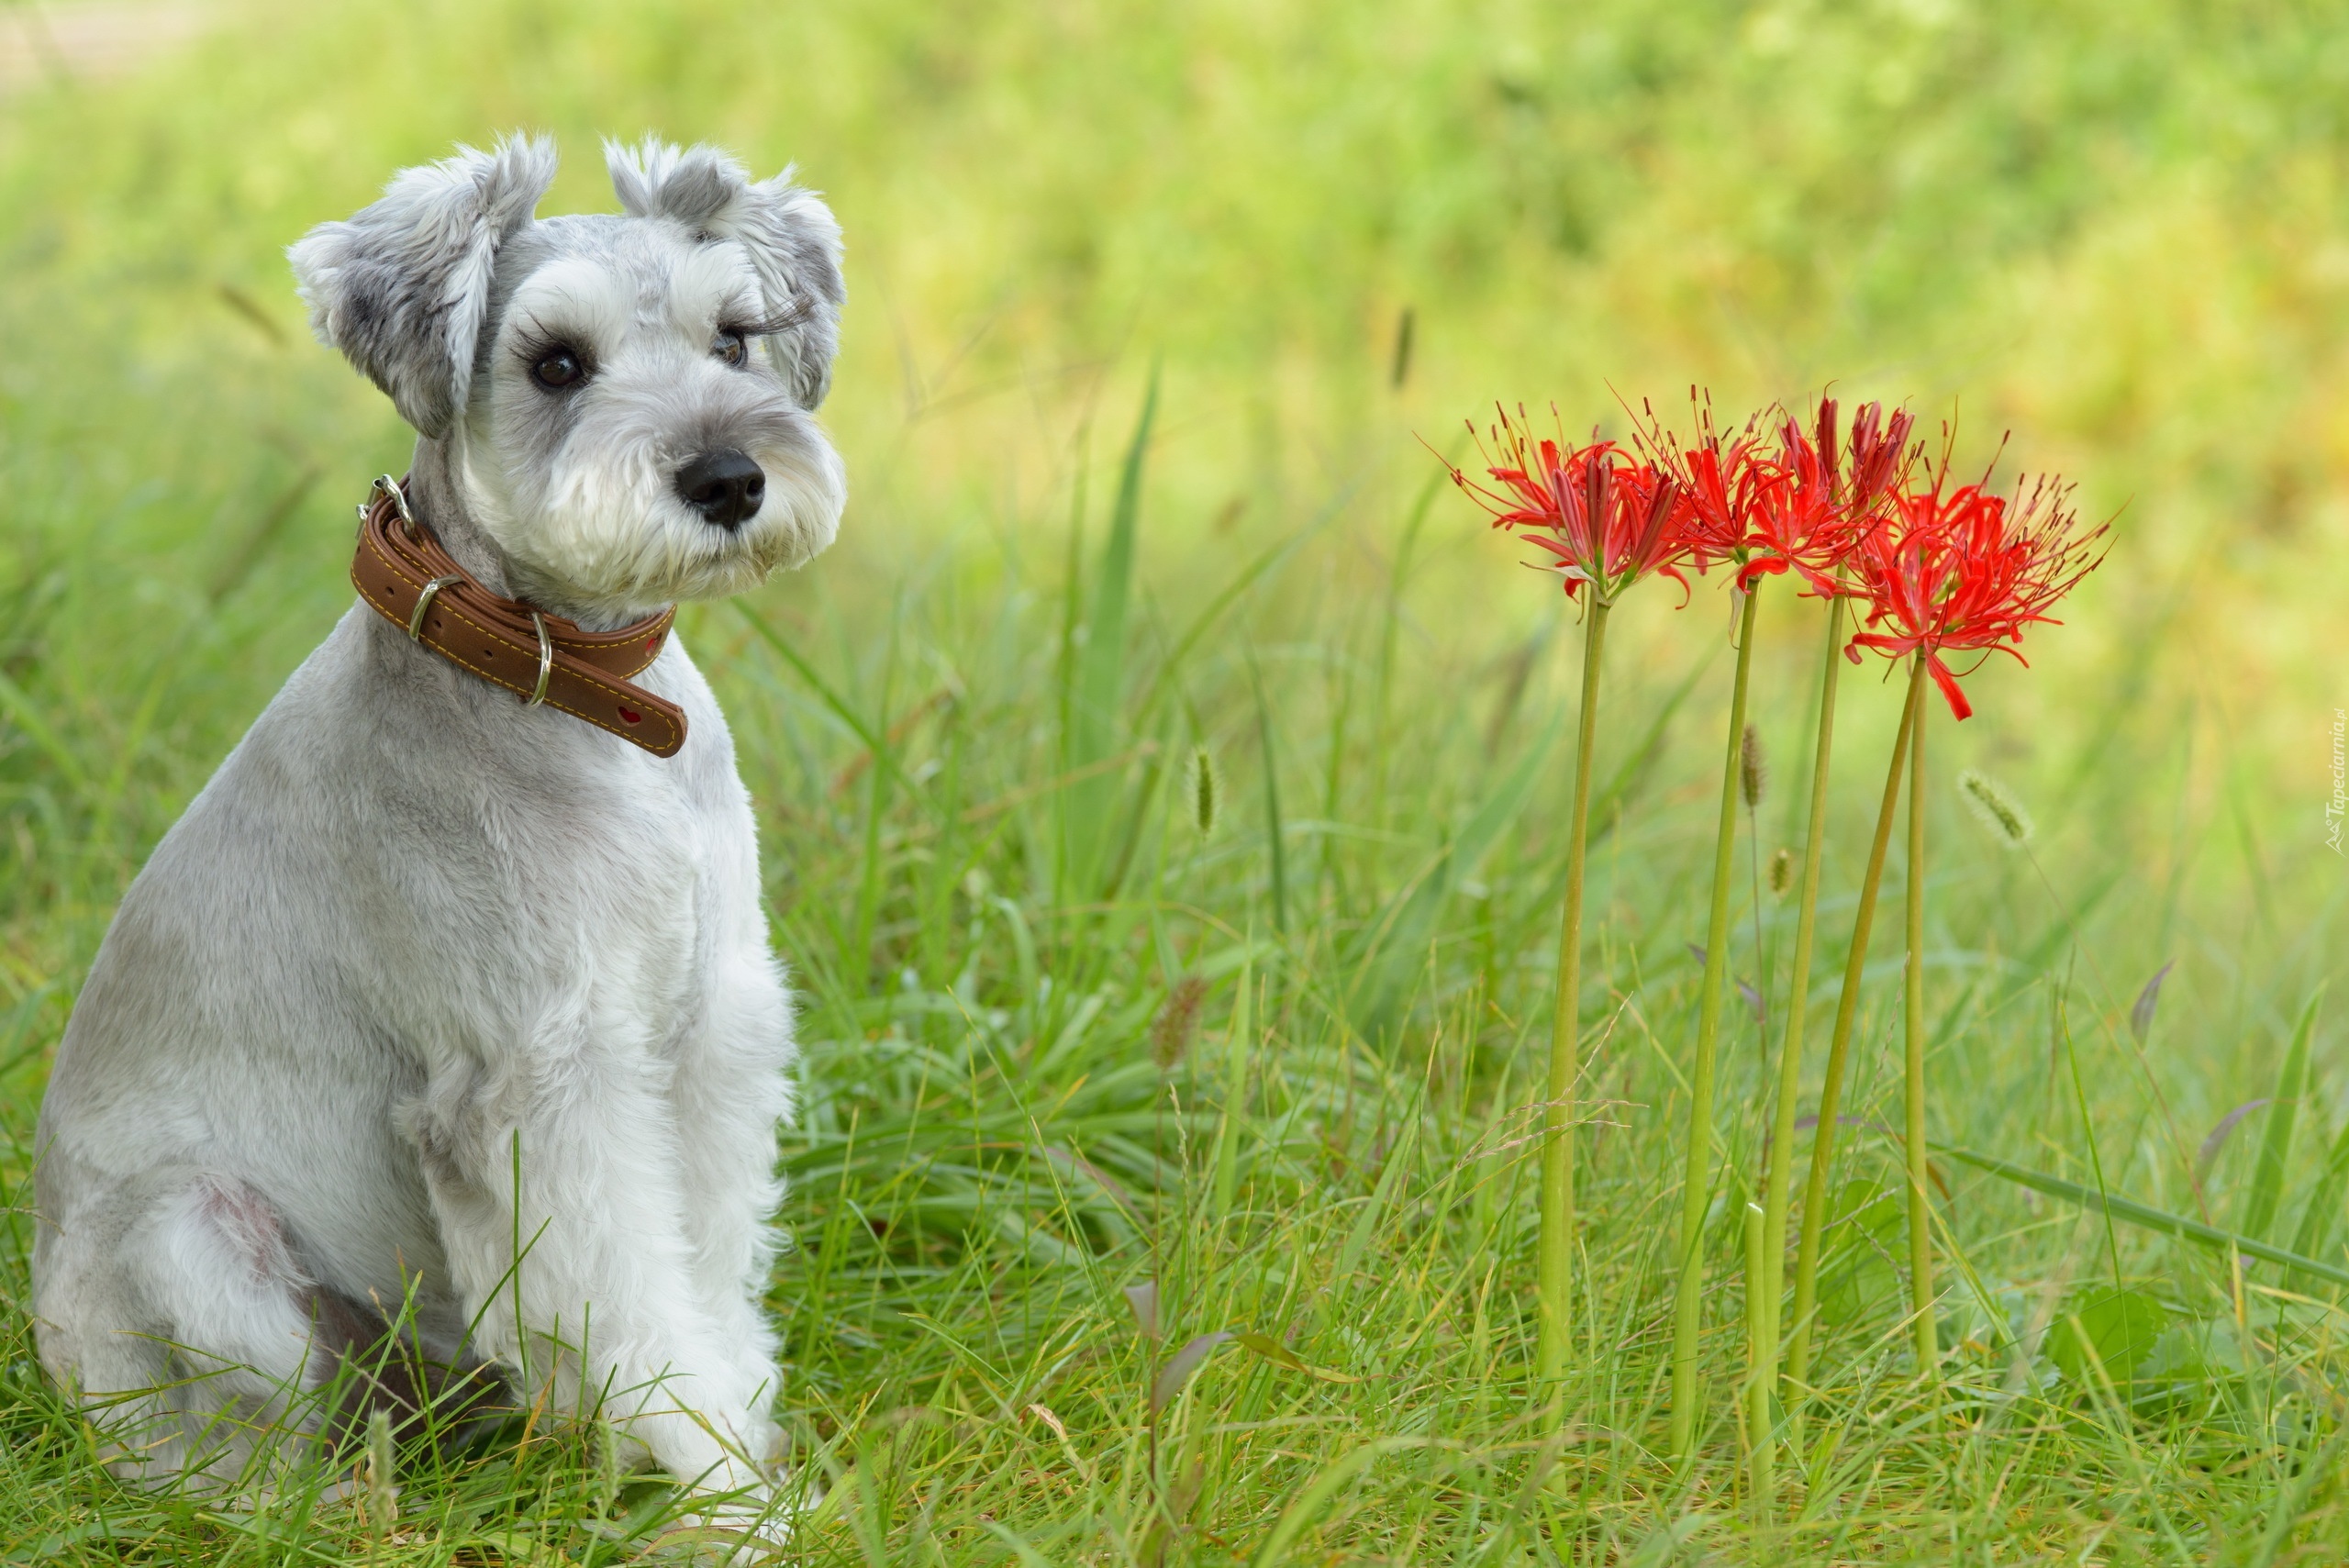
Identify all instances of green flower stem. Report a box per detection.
[1668,581,1762,1461]
[1747,592,1847,1498]
[1785,660,1921,1396]
[1904,654,1936,1375]
[1537,598,1610,1386]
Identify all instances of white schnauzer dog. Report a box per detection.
[30,134,845,1526]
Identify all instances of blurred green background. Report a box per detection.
[4,0,2342,951]
[3,0,2346,1556]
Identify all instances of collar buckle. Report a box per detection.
[369,473,418,539]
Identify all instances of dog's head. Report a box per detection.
[290,135,845,625]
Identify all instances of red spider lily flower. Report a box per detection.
[1737,398,1920,594]
[1842,467,2108,720]
[1639,394,1921,593]
[1448,405,1690,605]
[1842,401,1921,519]
[1653,402,1769,578]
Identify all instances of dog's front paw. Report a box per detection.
[642,1492,805,1562]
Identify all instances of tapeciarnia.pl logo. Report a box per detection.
[2328,707,2345,855]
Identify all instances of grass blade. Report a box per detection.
[2130,960,2176,1044]
[1064,370,1159,895]
[1323,1118,1417,1326]
[1152,1331,1235,1419]
[733,599,904,788]
[0,666,89,794]
[2288,1104,2349,1273]
[2243,1421,2349,1568]
[2058,984,2125,1292]
[1211,958,1254,1224]
[1250,1437,1439,1568]
[1937,1144,2349,1289]
[1132,485,1349,726]
[2242,987,2325,1242]
[1250,651,1287,936]
[1587,638,1715,846]
[1347,699,1564,1030]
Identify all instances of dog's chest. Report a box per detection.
[490,757,741,1047]
[326,619,759,1062]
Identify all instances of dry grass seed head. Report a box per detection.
[1186,745,1219,837]
[1151,974,1208,1069]
[1958,769,2033,849]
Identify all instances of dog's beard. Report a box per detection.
[458,419,845,628]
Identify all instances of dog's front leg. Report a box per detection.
[406,1042,778,1501]
[669,943,795,1382]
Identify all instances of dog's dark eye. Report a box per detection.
[530,348,585,391]
[712,329,747,369]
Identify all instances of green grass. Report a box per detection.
[3,0,2347,1561]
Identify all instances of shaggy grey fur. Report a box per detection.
[30,136,848,1530]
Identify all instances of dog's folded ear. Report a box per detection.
[606,138,845,410]
[289,136,557,438]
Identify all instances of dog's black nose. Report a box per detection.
[674,450,766,528]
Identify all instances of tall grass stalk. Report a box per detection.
[1786,662,1922,1396]
[1536,599,1610,1386]
[1748,592,1847,1494]
[1903,654,1937,1375]
[1668,582,1761,1459]
[1211,957,1254,1225]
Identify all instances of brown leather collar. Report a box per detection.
[350,476,687,758]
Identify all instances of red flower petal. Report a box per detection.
[1838,460,2107,718]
